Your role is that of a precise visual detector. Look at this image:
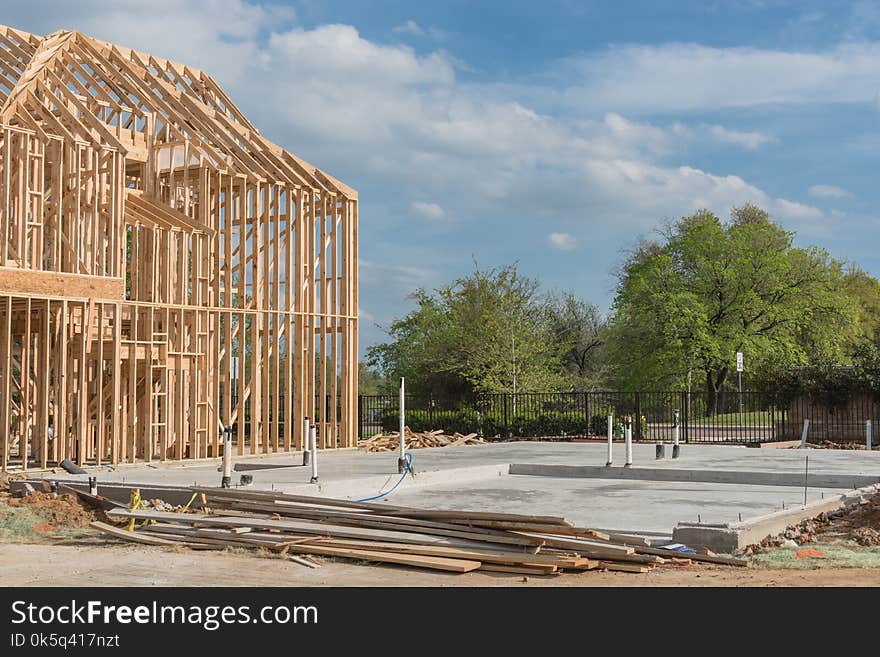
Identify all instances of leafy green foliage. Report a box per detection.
[842,265,880,344]
[358,362,389,395]
[380,407,603,437]
[753,335,880,407]
[380,408,482,435]
[544,291,608,390]
[589,409,625,437]
[607,204,859,412]
[367,263,566,397]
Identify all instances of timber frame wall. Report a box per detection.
[0,25,358,471]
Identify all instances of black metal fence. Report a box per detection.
[220,388,878,446]
[358,390,789,444]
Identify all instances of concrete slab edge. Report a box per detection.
[13,463,512,506]
[508,463,880,489]
[672,482,880,554]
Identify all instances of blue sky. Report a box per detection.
[6,1,880,355]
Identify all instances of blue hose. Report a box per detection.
[356,452,413,503]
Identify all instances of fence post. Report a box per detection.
[503,393,510,438]
[635,392,642,441]
[357,395,363,440]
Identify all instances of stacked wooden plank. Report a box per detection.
[92,487,749,575]
[359,427,485,452]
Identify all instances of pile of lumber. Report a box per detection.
[91,487,749,576]
[359,427,485,453]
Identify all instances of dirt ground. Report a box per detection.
[814,495,880,546]
[2,541,880,586]
[2,476,880,587]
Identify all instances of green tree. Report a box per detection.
[544,291,608,389]
[842,264,880,344]
[358,362,388,395]
[607,204,858,413]
[367,263,565,397]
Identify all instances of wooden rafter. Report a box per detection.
[0,24,358,472]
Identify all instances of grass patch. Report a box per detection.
[0,500,94,543]
[691,410,774,426]
[751,542,880,569]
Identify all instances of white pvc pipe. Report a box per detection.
[605,413,613,466]
[799,418,810,449]
[310,425,318,482]
[624,416,633,467]
[868,420,873,452]
[302,416,311,465]
[221,428,232,485]
[673,410,680,447]
[399,377,406,460]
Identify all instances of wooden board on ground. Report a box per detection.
[599,562,653,573]
[283,544,482,573]
[478,563,557,576]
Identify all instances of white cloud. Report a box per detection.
[1,3,832,324]
[773,198,823,220]
[392,19,445,40]
[410,201,446,220]
[359,260,436,298]
[358,305,376,323]
[4,6,823,234]
[393,20,424,36]
[548,232,577,251]
[707,125,778,150]
[808,184,853,199]
[557,42,880,113]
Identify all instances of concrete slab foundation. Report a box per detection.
[17,442,880,553]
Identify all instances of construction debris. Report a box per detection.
[88,486,748,575]
[359,428,486,452]
[747,491,880,552]
[801,441,878,451]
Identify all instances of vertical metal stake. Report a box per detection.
[803,454,808,507]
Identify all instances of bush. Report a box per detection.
[508,411,589,437]
[379,403,665,439]
[589,410,628,438]
[380,407,483,435]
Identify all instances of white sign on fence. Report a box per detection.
[736,352,744,372]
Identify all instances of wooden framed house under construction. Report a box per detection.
[0,25,359,472]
